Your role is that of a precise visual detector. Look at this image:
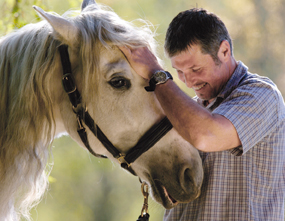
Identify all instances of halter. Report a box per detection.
[58,44,173,174]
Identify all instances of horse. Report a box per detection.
[0,0,203,220]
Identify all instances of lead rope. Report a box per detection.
[137,182,150,221]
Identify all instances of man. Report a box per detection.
[120,8,285,221]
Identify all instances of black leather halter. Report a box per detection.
[58,44,173,172]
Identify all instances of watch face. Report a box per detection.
[145,71,172,91]
[155,71,167,83]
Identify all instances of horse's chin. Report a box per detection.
[150,180,200,209]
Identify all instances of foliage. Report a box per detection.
[0,0,284,220]
[32,136,164,221]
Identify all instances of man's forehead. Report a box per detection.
[170,45,205,69]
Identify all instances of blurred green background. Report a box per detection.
[0,0,284,220]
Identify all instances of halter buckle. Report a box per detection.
[117,154,131,168]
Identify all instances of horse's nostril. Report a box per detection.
[184,168,194,183]
[180,167,195,193]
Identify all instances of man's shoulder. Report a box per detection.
[239,72,276,88]
[235,71,283,105]
[229,61,276,91]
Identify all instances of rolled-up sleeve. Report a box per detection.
[212,79,279,156]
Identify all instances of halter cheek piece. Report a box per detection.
[58,44,173,175]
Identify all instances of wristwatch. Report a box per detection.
[145,70,173,92]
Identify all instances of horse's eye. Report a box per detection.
[109,77,131,90]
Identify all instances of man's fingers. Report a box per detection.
[118,45,132,59]
[117,45,162,79]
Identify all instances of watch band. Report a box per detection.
[145,77,157,92]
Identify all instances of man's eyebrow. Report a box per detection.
[172,64,197,70]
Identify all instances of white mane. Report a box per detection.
[0,4,158,220]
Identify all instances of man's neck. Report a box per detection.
[229,57,238,77]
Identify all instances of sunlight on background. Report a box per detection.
[0,0,284,220]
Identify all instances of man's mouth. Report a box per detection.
[192,83,207,91]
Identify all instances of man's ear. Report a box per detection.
[217,40,231,62]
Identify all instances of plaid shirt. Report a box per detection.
[164,62,285,221]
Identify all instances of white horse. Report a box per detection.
[0,0,203,220]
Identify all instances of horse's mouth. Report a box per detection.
[152,180,179,209]
[161,184,179,206]
[150,179,201,209]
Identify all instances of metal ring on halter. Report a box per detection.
[76,116,84,130]
[72,103,84,114]
[117,153,132,168]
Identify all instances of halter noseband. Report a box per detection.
[58,44,173,173]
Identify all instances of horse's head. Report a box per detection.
[34,0,203,209]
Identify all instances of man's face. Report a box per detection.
[170,44,231,103]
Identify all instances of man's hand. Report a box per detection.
[119,46,164,80]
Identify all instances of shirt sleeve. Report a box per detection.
[212,79,279,156]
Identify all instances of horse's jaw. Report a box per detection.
[53,113,67,138]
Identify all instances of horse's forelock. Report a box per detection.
[72,5,158,101]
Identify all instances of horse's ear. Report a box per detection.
[81,0,97,11]
[33,6,78,46]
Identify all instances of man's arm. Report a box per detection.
[155,80,241,152]
[119,46,241,152]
